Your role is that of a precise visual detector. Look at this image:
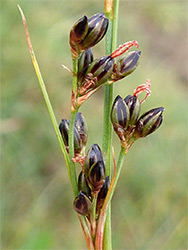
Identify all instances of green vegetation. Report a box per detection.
[1,1,187,249]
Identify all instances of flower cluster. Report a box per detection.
[69,13,141,109]
[74,144,109,217]
[69,13,109,59]
[59,115,109,218]
[59,112,88,165]
[111,80,164,151]
[59,12,164,244]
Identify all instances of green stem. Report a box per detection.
[111,0,119,51]
[107,147,126,207]
[103,5,113,178]
[68,109,79,197]
[67,57,79,198]
[95,147,125,250]
[102,11,113,250]
[102,0,119,249]
[17,5,79,196]
[69,58,78,163]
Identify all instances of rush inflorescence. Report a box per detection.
[19,4,164,250]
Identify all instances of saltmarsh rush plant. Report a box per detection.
[18,1,164,249]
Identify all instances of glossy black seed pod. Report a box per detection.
[135,107,165,138]
[69,13,108,58]
[111,95,130,142]
[70,16,88,46]
[88,161,106,191]
[79,56,114,95]
[84,144,106,192]
[111,95,130,129]
[59,119,69,148]
[69,16,89,58]
[79,13,109,51]
[59,119,82,154]
[73,191,92,216]
[112,51,141,81]
[87,56,114,86]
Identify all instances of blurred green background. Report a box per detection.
[1,0,187,249]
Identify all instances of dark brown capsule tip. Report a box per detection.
[88,144,104,167]
[74,16,88,38]
[114,95,123,103]
[140,107,165,122]
[88,13,105,23]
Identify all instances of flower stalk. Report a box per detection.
[102,0,119,249]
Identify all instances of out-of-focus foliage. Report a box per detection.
[1,1,187,249]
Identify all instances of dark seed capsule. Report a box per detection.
[88,161,105,191]
[124,95,140,125]
[73,191,92,216]
[59,119,82,154]
[69,16,88,47]
[78,171,91,197]
[86,56,114,86]
[85,144,105,173]
[79,56,114,95]
[135,107,165,138]
[112,51,141,81]
[111,95,130,129]
[84,144,106,192]
[78,49,93,83]
[75,112,88,146]
[79,13,109,51]
[59,119,69,148]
